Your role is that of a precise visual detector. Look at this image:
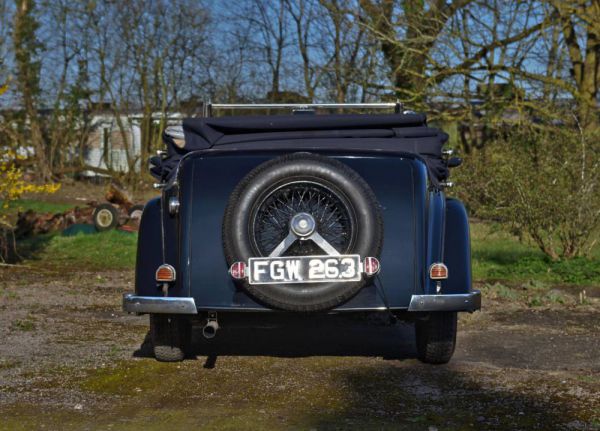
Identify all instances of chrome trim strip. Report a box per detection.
[210,103,399,110]
[408,290,481,312]
[122,294,198,314]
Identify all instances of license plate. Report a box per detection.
[248,255,362,285]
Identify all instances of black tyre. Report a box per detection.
[222,152,383,312]
[93,203,118,232]
[415,312,457,364]
[128,204,145,221]
[150,314,190,362]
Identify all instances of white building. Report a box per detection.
[83,111,185,176]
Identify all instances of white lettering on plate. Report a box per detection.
[253,261,268,282]
[286,260,301,281]
[270,261,285,280]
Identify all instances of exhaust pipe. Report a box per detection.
[202,312,219,339]
[202,321,219,339]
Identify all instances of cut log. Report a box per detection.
[105,183,133,207]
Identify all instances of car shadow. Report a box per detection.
[134,314,417,362]
[129,315,594,427]
[130,317,590,429]
[298,364,584,429]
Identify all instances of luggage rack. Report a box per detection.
[203,102,409,117]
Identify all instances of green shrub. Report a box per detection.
[551,257,600,284]
[457,125,600,260]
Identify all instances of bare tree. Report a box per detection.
[318,0,367,102]
[4,0,600,183]
[0,0,11,86]
[359,0,556,110]
[235,0,293,101]
[13,0,52,180]
[359,0,474,102]
[551,0,600,130]
[285,0,321,100]
[70,0,211,183]
[118,0,210,172]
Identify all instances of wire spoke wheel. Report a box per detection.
[251,182,355,256]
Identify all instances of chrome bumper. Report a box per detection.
[408,290,481,312]
[122,294,198,314]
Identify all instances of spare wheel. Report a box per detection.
[222,152,383,312]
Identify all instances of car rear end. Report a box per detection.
[123,105,480,363]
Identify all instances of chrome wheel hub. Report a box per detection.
[290,212,316,238]
[96,209,114,227]
[269,211,341,257]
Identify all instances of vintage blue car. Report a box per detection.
[123,103,480,363]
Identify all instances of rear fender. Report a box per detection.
[443,198,472,294]
[134,196,182,297]
[135,198,162,296]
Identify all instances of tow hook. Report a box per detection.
[202,311,219,339]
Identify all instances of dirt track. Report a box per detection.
[0,267,598,430]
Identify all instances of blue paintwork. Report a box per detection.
[425,191,446,295]
[135,198,162,297]
[443,198,473,294]
[135,149,472,312]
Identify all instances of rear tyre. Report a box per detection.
[150,314,190,362]
[415,312,457,364]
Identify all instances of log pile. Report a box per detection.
[12,183,141,239]
[15,204,96,238]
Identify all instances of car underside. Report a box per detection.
[123,103,481,364]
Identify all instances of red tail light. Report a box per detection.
[429,263,448,280]
[156,264,176,282]
[363,257,380,275]
[230,262,247,279]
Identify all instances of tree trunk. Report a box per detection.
[13,0,52,181]
[557,2,600,130]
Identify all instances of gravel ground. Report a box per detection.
[0,266,598,430]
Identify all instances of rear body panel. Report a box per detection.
[135,149,474,312]
[187,151,426,310]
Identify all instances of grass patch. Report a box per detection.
[11,319,36,332]
[21,230,137,270]
[471,222,600,285]
[486,282,520,300]
[0,359,20,370]
[10,197,136,271]
[0,199,74,215]
[479,281,571,307]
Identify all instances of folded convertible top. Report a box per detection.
[151,113,449,184]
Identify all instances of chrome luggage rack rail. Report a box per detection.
[203,102,408,117]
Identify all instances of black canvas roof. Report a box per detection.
[182,113,427,147]
[152,113,449,184]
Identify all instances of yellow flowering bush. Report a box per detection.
[0,83,60,233]
[0,150,62,260]
[0,151,61,212]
